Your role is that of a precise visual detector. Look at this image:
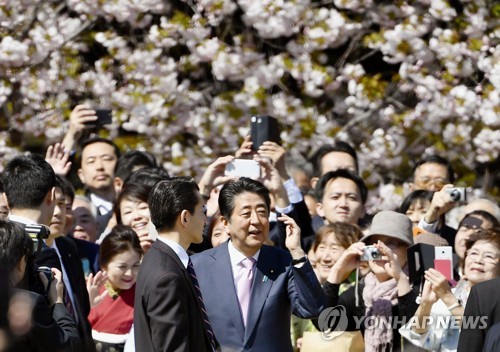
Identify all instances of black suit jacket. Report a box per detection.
[7,290,80,352]
[36,237,95,352]
[134,239,213,352]
[271,200,315,252]
[71,237,100,275]
[458,277,500,352]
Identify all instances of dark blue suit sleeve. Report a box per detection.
[274,200,315,251]
[288,261,325,319]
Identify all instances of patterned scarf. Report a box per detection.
[362,272,399,352]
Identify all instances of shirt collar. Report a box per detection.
[8,214,38,225]
[156,237,189,269]
[228,240,260,267]
[89,193,113,214]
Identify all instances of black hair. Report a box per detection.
[99,225,143,269]
[399,190,434,214]
[0,220,33,274]
[148,177,200,231]
[218,177,271,219]
[114,182,153,224]
[309,142,359,177]
[2,153,56,209]
[57,176,75,203]
[412,155,455,184]
[114,150,158,181]
[79,137,121,161]
[123,167,170,189]
[315,169,368,204]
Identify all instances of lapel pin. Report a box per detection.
[263,275,268,283]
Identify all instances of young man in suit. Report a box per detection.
[2,154,94,351]
[36,176,95,352]
[192,175,325,352]
[134,177,216,352]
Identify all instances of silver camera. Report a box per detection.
[360,245,382,261]
[445,187,466,202]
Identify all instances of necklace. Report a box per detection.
[104,282,120,300]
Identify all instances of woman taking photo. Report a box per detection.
[87,225,143,351]
[400,227,500,351]
[320,211,420,352]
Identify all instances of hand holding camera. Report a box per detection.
[327,242,365,284]
[424,184,464,224]
[38,267,64,306]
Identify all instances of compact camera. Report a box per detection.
[37,266,54,282]
[360,245,382,261]
[445,187,466,202]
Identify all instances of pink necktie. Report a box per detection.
[237,257,256,327]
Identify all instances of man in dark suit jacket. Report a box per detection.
[192,175,325,352]
[458,277,500,352]
[35,177,95,352]
[0,220,80,352]
[134,177,216,351]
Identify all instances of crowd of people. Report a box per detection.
[0,105,499,352]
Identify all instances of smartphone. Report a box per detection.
[225,159,260,179]
[86,109,112,127]
[81,258,91,279]
[434,246,453,281]
[250,115,281,151]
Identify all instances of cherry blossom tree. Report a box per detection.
[1,0,498,208]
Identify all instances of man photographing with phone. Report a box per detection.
[62,105,112,154]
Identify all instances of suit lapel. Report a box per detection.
[211,243,246,342]
[245,245,274,341]
[154,240,213,348]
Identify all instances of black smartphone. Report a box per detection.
[250,115,281,151]
[86,109,112,127]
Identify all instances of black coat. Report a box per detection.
[7,290,80,352]
[134,239,214,352]
[458,277,500,352]
[36,236,95,352]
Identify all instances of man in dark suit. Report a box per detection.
[192,175,325,352]
[134,177,216,351]
[458,277,500,352]
[35,176,95,352]
[0,220,80,352]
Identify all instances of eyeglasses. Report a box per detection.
[466,249,499,265]
[415,177,447,189]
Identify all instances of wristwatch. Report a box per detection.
[447,300,462,311]
[291,255,308,265]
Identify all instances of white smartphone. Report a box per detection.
[225,159,260,179]
[434,246,453,281]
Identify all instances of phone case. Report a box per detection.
[225,159,260,179]
[250,115,280,150]
[434,259,453,281]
